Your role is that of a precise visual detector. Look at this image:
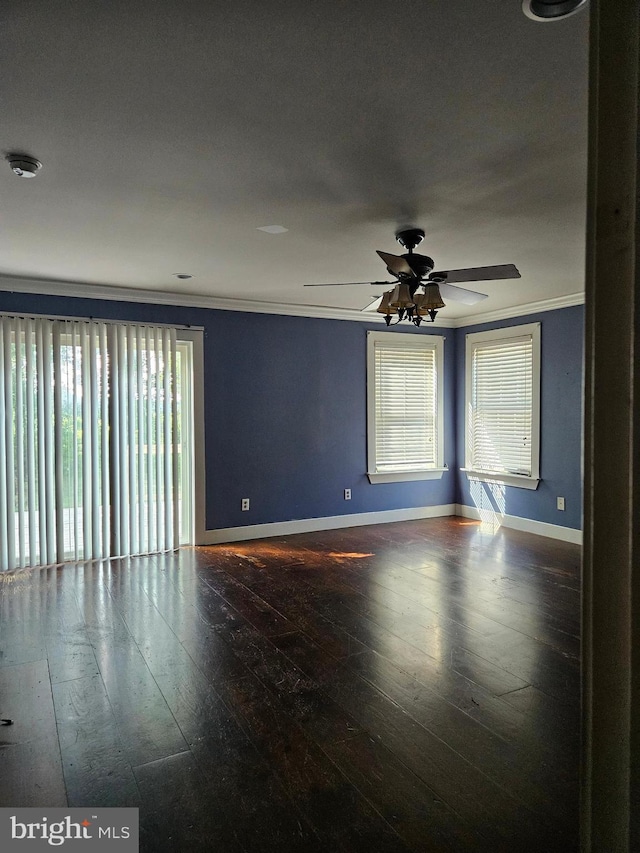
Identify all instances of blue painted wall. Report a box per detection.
[0,290,457,530]
[455,305,584,530]
[208,312,456,527]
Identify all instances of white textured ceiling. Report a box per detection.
[1,0,589,320]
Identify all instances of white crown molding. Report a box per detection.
[0,274,582,328]
[456,503,582,544]
[0,274,456,327]
[450,292,585,327]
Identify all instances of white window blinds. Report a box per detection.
[469,334,534,476]
[0,315,180,571]
[372,340,439,473]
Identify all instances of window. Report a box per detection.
[464,322,540,489]
[367,331,445,484]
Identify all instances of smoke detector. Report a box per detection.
[522,0,588,20]
[7,155,42,178]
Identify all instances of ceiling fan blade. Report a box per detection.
[438,282,488,305]
[430,263,521,284]
[361,296,383,312]
[303,280,395,287]
[376,250,415,278]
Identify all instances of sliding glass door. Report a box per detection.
[0,315,194,570]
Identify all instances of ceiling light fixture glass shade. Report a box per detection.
[411,284,445,324]
[420,283,445,311]
[412,292,425,309]
[389,283,414,308]
[522,0,588,20]
[376,290,396,326]
[376,291,393,315]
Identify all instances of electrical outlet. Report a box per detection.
[557,496,565,511]
[344,488,351,500]
[241,498,250,511]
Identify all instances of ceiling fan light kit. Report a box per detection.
[378,280,445,326]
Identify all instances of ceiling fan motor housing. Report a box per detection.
[394,228,434,278]
[403,253,434,278]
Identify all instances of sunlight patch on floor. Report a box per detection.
[469,478,506,533]
[327,552,375,559]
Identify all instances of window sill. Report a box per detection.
[368,468,447,484]
[461,469,540,490]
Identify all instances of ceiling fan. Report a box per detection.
[304,228,521,325]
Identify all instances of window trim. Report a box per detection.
[464,322,541,490]
[366,331,445,484]
[176,328,205,546]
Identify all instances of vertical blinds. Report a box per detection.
[0,316,180,571]
[108,324,179,559]
[470,334,533,475]
[374,342,437,472]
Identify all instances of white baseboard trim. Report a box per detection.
[198,503,582,546]
[200,504,457,545]
[456,503,583,545]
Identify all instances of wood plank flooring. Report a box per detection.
[0,517,580,851]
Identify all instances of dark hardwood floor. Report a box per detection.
[0,517,580,852]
